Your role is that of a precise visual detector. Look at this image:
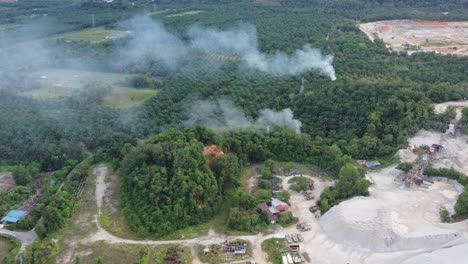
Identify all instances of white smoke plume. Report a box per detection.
[188,25,336,80]
[121,15,336,80]
[184,99,302,133]
[120,16,188,69]
[257,108,302,134]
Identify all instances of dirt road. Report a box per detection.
[86,166,327,263]
[433,100,468,121]
[0,228,37,251]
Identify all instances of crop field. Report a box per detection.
[359,20,468,56]
[23,69,157,108]
[50,26,131,43]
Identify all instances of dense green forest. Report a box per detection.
[1,0,468,241]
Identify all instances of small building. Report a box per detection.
[431,144,443,153]
[271,198,289,211]
[258,203,279,223]
[1,210,29,224]
[365,161,381,168]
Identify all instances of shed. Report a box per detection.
[1,210,29,223]
[271,198,289,211]
[365,161,381,168]
[258,203,279,223]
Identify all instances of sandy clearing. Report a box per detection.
[359,20,468,56]
[433,101,468,115]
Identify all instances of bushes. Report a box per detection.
[288,176,313,192]
[439,207,450,222]
[0,234,20,264]
[425,167,468,217]
[455,191,468,216]
[278,211,297,226]
[261,238,285,264]
[425,167,467,185]
[396,162,412,172]
[317,163,370,214]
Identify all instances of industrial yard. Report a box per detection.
[359,20,468,56]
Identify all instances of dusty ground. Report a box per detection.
[0,171,16,191]
[57,100,468,263]
[61,159,467,264]
[359,20,468,56]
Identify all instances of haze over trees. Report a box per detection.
[0,0,468,247]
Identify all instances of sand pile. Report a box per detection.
[319,197,460,252]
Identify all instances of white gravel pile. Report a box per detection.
[319,197,460,252]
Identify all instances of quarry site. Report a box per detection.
[359,20,468,56]
[42,101,467,264]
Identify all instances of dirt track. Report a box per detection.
[86,165,325,264]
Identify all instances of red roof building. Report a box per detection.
[271,198,289,211]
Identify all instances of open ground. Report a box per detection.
[359,20,468,56]
[21,69,158,108]
[49,26,131,44]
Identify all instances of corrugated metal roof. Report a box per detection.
[1,210,29,223]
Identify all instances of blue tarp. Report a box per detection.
[1,210,29,223]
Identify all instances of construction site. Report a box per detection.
[359,20,468,56]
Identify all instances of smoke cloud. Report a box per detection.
[120,16,188,69]
[184,99,302,133]
[188,25,336,79]
[121,15,336,80]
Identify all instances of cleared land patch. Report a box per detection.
[359,20,468,56]
[167,10,206,17]
[22,69,157,108]
[0,171,15,191]
[50,26,130,44]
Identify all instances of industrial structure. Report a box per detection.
[396,144,443,188]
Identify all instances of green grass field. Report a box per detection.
[50,26,130,43]
[0,236,14,259]
[23,69,158,108]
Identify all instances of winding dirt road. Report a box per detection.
[86,165,325,264]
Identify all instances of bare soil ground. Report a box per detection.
[359,20,468,56]
[0,171,15,191]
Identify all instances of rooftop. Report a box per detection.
[1,210,29,223]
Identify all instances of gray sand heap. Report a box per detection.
[319,197,460,252]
